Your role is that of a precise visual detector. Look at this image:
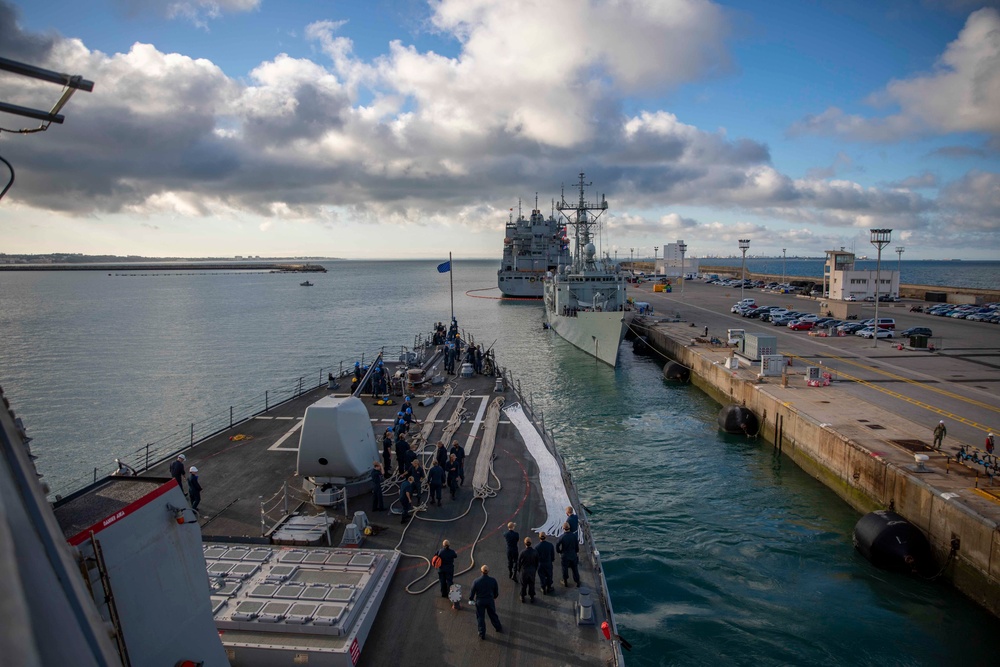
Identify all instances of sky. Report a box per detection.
[0,0,998,260]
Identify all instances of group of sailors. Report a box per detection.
[504,506,581,602]
[349,360,397,396]
[372,405,468,524]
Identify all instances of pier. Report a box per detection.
[629,280,1000,616]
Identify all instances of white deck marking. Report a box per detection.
[268,420,304,451]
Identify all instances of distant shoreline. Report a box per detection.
[0,262,328,273]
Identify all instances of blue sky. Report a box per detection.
[1,0,997,259]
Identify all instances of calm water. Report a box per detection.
[697,258,1000,290]
[1,260,996,665]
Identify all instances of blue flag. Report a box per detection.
[437,260,451,273]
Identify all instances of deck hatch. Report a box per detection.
[258,601,291,622]
[250,583,279,598]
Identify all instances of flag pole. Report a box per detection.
[449,251,454,322]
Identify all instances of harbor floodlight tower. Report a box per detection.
[678,240,687,298]
[896,246,905,284]
[782,248,786,286]
[739,239,751,304]
[870,229,892,348]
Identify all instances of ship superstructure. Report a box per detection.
[497,198,571,298]
[543,173,628,366]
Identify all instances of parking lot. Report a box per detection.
[629,277,1000,450]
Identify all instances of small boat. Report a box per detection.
[300,280,314,286]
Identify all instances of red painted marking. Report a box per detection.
[349,638,360,665]
[68,479,179,546]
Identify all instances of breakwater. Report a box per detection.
[0,262,328,273]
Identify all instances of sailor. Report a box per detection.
[410,458,425,503]
[449,440,466,486]
[399,475,415,524]
[474,345,483,374]
[565,506,579,535]
[468,565,503,640]
[557,521,581,587]
[535,532,556,594]
[987,433,995,455]
[395,433,409,476]
[427,458,445,507]
[187,466,202,511]
[445,453,460,500]
[444,342,455,375]
[434,539,458,598]
[382,429,393,473]
[435,440,449,468]
[170,454,187,495]
[933,420,947,450]
[327,372,336,389]
[504,522,520,580]
[517,537,539,603]
[371,463,385,511]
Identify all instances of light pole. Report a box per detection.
[630,247,634,271]
[895,246,904,298]
[782,248,786,286]
[654,246,659,274]
[739,239,750,303]
[870,229,892,348]
[678,240,687,298]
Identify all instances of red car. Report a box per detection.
[788,320,815,331]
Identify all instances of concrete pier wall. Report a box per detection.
[638,322,1000,616]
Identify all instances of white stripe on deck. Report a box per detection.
[268,420,304,451]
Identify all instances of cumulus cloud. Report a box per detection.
[791,8,1000,142]
[0,0,993,255]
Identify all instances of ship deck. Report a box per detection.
[136,347,621,666]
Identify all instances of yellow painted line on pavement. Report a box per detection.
[786,354,999,434]
[819,351,1000,414]
[973,488,1000,505]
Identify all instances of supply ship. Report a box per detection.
[497,200,571,298]
[543,174,628,366]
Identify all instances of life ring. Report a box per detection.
[529,277,536,283]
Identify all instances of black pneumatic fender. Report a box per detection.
[717,405,758,435]
[663,361,690,382]
[853,510,933,575]
[632,336,651,356]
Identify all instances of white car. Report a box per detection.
[856,327,893,339]
[845,295,857,302]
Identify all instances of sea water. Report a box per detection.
[1,259,996,665]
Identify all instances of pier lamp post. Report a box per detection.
[630,247,634,270]
[895,246,904,297]
[678,240,687,299]
[738,239,750,304]
[870,229,892,349]
[654,246,659,274]
[782,248,786,286]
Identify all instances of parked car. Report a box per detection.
[772,313,801,326]
[899,327,933,337]
[837,322,867,334]
[788,320,815,331]
[856,327,894,339]
[845,295,857,301]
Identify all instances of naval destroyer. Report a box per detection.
[543,174,628,366]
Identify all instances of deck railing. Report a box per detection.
[48,346,402,501]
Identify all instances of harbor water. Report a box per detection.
[1,259,997,665]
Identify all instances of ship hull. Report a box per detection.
[546,308,626,366]
[498,275,544,298]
